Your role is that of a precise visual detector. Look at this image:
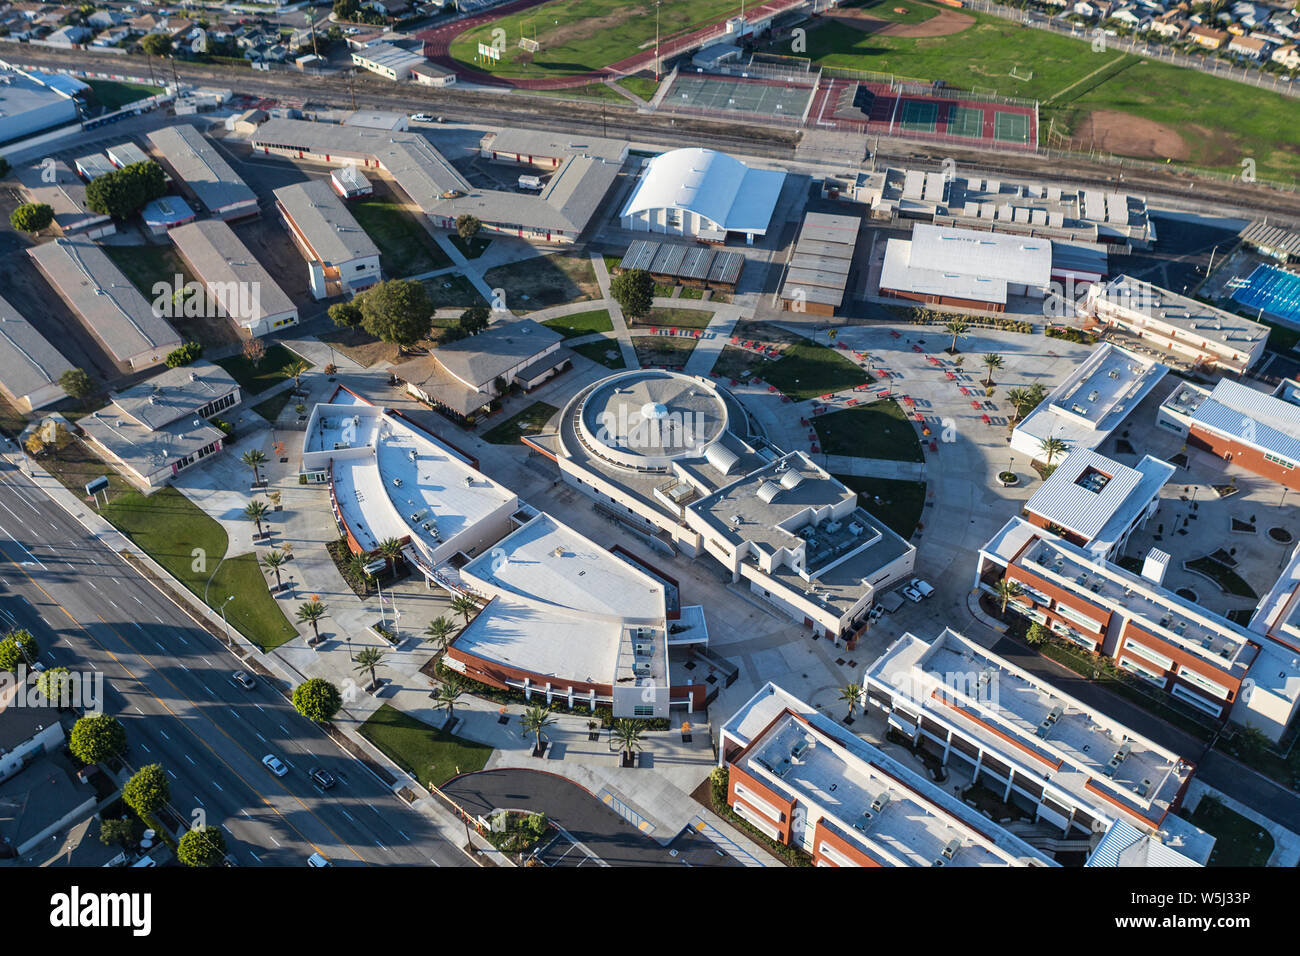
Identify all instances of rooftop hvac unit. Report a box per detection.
[634,642,654,656]
[636,626,655,639]
[634,662,652,677]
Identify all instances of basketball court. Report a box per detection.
[663,72,814,121]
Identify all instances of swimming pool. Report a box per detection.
[1232,263,1300,328]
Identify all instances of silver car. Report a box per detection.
[262,754,288,777]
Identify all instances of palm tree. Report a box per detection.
[241,448,268,486]
[993,578,1023,615]
[353,647,386,691]
[944,318,969,354]
[296,600,325,643]
[377,536,403,576]
[434,676,465,720]
[347,553,374,594]
[611,719,647,764]
[982,352,1004,387]
[1006,386,1031,423]
[1038,435,1068,468]
[839,683,862,721]
[243,499,270,540]
[261,550,287,591]
[450,594,478,626]
[424,615,456,657]
[283,358,310,391]
[520,704,555,755]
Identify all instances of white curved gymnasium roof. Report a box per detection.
[620,147,786,235]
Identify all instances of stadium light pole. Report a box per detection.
[654,1,661,82]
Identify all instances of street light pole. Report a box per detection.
[654,1,661,81]
[221,595,235,648]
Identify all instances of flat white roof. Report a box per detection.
[880,236,1008,304]
[907,223,1053,287]
[1087,275,1269,355]
[146,124,257,214]
[15,160,111,232]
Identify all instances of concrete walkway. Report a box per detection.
[435,233,497,305]
[590,252,639,369]
[1182,778,1300,867]
[682,307,742,376]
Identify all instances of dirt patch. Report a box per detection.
[1067,109,1190,162]
[827,5,973,37]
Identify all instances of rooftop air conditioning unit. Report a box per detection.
[636,626,654,639]
[634,662,652,677]
[634,642,653,656]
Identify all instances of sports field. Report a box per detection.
[448,0,745,80]
[782,0,1300,179]
[663,73,814,120]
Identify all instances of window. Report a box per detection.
[633,705,654,717]
[1054,602,1104,633]
[1264,452,1295,470]
[1123,638,1174,672]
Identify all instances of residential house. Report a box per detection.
[1150,12,1189,38]
[86,9,122,28]
[1229,33,1270,57]
[1188,23,1229,47]
[1273,42,1300,68]
[1111,5,1152,28]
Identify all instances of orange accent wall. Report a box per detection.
[1187,424,1300,492]
[727,762,794,843]
[1119,620,1241,699]
[812,818,881,867]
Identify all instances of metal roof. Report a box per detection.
[0,292,73,405]
[168,219,297,327]
[483,128,628,163]
[15,160,110,233]
[146,124,257,215]
[1192,378,1300,464]
[620,147,786,235]
[907,223,1052,287]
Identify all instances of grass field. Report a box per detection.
[572,338,626,368]
[634,335,696,368]
[252,390,295,424]
[483,253,599,310]
[1184,797,1273,867]
[834,474,927,540]
[790,1,1300,178]
[214,343,310,395]
[541,308,613,338]
[632,307,714,330]
[450,0,745,79]
[763,340,872,401]
[482,401,560,444]
[814,400,924,462]
[85,79,164,111]
[102,488,298,652]
[102,244,240,351]
[359,703,493,787]
[349,197,453,276]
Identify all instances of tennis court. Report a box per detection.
[946,104,985,139]
[1232,264,1300,328]
[664,73,814,119]
[993,110,1031,145]
[899,99,938,133]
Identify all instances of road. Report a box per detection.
[0,457,467,867]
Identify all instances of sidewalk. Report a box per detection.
[590,252,639,370]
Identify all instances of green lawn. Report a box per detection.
[359,703,493,787]
[1184,797,1273,867]
[214,344,311,396]
[634,335,696,368]
[101,488,298,652]
[541,308,613,338]
[483,253,599,311]
[103,243,192,298]
[450,0,747,80]
[572,338,626,369]
[481,401,560,444]
[252,390,295,424]
[834,474,927,539]
[814,400,924,462]
[423,274,488,310]
[85,79,164,111]
[448,234,492,260]
[763,340,872,401]
[349,197,453,276]
[789,0,1300,178]
[632,307,715,330]
[618,74,661,101]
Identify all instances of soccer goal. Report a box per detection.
[518,37,541,52]
[1009,65,1034,81]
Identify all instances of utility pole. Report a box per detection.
[307,11,318,59]
[348,67,357,111]
[654,0,661,81]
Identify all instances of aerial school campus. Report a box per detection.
[0,0,1298,918]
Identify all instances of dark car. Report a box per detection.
[308,767,336,791]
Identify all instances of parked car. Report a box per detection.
[868,605,885,622]
[262,754,288,777]
[909,578,935,599]
[901,585,923,603]
[231,671,256,690]
[307,852,332,867]
[308,767,336,791]
[410,112,436,122]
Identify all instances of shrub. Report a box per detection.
[165,340,203,368]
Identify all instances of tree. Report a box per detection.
[1006,386,1032,423]
[353,647,386,691]
[242,336,267,366]
[377,536,403,576]
[357,279,433,350]
[165,341,203,368]
[328,301,363,330]
[84,162,167,219]
[1235,725,1271,760]
[283,357,310,390]
[293,678,342,723]
[35,666,75,707]
[520,704,555,754]
[456,213,481,243]
[122,763,170,817]
[99,817,135,849]
[140,32,172,56]
[0,630,38,672]
[1038,435,1068,467]
[333,0,360,20]
[943,318,970,354]
[24,432,46,457]
[0,157,10,179]
[610,268,653,320]
[1025,622,1049,646]
[433,675,464,720]
[296,600,326,643]
[611,719,646,763]
[424,615,455,657]
[982,352,1004,387]
[243,499,270,539]
[241,448,268,485]
[347,552,375,594]
[839,683,861,721]
[994,578,1023,615]
[59,367,95,399]
[450,594,478,626]
[10,202,54,234]
[177,825,227,867]
[69,714,128,764]
[261,549,287,590]
[457,304,489,337]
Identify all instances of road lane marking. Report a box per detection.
[185,755,196,765]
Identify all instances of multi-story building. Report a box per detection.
[1079,275,1270,373]
[718,682,1057,866]
[1156,378,1300,492]
[976,516,1300,737]
[863,627,1210,858]
[273,179,382,299]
